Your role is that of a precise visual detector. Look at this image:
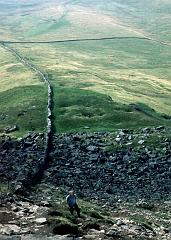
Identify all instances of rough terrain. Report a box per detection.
[0,127,171,239]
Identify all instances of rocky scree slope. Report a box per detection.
[0,133,45,194]
[0,127,171,239]
[0,127,171,202]
[45,127,171,203]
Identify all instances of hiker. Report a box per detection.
[66,190,80,217]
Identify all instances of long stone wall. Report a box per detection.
[1,44,53,193]
[1,36,171,47]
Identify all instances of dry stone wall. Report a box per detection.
[1,44,53,193]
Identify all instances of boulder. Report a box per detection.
[4,126,19,134]
[138,140,145,145]
[34,218,47,224]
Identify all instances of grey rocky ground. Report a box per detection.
[0,184,171,240]
[46,127,171,203]
[0,133,45,194]
[0,127,171,239]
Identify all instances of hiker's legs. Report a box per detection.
[74,203,80,217]
[69,206,74,215]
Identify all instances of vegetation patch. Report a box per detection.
[0,85,47,136]
[53,85,171,133]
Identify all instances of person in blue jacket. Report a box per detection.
[66,190,80,217]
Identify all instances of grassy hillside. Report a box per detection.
[12,38,171,133]
[0,0,137,41]
[0,0,171,134]
[0,46,42,92]
[0,0,171,42]
[0,46,47,136]
[79,0,171,43]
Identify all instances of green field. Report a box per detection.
[0,0,171,135]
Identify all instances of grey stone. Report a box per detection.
[20,235,77,240]
[106,228,121,237]
[4,125,19,134]
[0,224,20,235]
[86,146,97,152]
[138,140,145,145]
[34,218,47,224]
[0,236,21,240]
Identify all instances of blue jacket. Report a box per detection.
[66,194,77,207]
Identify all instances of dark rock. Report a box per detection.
[73,136,82,141]
[90,211,104,219]
[136,201,155,211]
[18,111,26,117]
[53,223,79,235]
[156,126,165,131]
[48,211,62,217]
[14,184,23,194]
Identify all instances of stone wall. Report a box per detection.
[0,44,53,194]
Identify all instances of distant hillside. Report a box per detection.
[0,0,171,42]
